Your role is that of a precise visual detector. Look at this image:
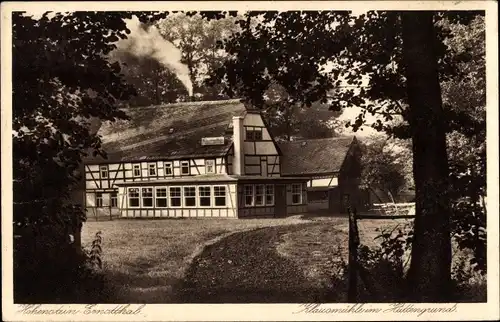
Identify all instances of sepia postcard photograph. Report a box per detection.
[1,1,499,321]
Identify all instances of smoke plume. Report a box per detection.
[116,16,193,96]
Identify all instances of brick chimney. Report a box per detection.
[232,116,245,175]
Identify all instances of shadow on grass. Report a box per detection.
[98,269,184,303]
[174,225,345,303]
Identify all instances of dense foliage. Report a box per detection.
[260,83,341,141]
[198,10,485,301]
[442,16,486,273]
[345,220,485,302]
[12,11,168,302]
[157,12,241,100]
[359,137,410,202]
[108,50,189,106]
[106,12,242,106]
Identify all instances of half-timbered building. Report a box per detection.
[83,99,365,219]
[84,99,309,219]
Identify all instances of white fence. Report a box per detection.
[371,202,415,216]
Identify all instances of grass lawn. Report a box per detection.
[81,216,309,303]
[82,215,484,303]
[179,216,408,303]
[179,223,329,303]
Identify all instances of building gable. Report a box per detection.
[229,110,281,177]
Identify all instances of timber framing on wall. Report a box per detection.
[85,157,230,186]
[257,110,283,156]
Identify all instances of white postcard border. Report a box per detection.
[1,1,498,321]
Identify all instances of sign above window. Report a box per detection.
[201,137,225,146]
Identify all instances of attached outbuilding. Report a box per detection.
[279,136,368,214]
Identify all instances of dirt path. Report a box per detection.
[175,223,334,303]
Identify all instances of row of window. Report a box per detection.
[98,159,217,179]
[242,183,302,207]
[127,186,227,209]
[94,183,303,209]
[243,184,275,207]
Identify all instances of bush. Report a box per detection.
[321,246,349,302]
[356,245,406,302]
[336,221,486,302]
[450,252,487,302]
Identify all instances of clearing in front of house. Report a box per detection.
[82,216,427,303]
[81,216,313,302]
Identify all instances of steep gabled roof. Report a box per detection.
[87,99,246,163]
[278,136,356,176]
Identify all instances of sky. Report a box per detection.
[339,109,379,137]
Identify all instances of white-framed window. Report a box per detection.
[255,184,265,206]
[199,186,211,207]
[133,164,141,177]
[184,186,196,207]
[111,192,118,207]
[156,187,168,208]
[170,187,182,207]
[100,166,108,179]
[164,162,173,176]
[244,185,254,206]
[148,163,157,176]
[291,183,302,205]
[96,192,103,207]
[265,184,274,206]
[141,187,154,208]
[205,159,215,174]
[181,161,190,175]
[128,188,140,208]
[214,186,227,207]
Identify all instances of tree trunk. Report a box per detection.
[401,11,452,302]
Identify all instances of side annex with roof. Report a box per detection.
[279,136,367,214]
[83,99,365,219]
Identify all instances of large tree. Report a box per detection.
[156,12,240,99]
[108,49,189,106]
[198,10,482,301]
[12,11,168,302]
[399,12,451,300]
[261,83,341,141]
[262,104,339,141]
